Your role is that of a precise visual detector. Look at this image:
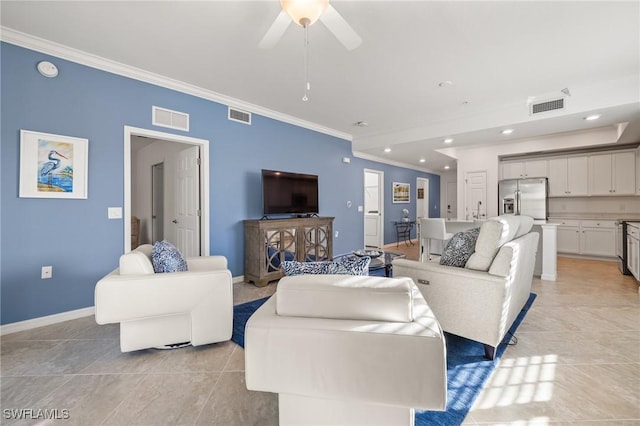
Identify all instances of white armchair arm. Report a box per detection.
[94,251,233,352]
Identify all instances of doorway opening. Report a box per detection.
[151,162,165,243]
[124,126,210,256]
[465,170,487,221]
[416,177,430,220]
[364,169,384,248]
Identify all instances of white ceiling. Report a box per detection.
[2,1,639,173]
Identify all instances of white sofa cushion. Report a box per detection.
[276,274,414,322]
[465,220,504,271]
[119,245,154,275]
[513,215,534,237]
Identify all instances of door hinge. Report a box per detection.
[197,209,201,217]
[196,158,201,166]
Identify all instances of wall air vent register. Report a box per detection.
[228,107,252,125]
[152,106,190,131]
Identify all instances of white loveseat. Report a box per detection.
[245,274,447,426]
[95,244,233,352]
[393,215,539,359]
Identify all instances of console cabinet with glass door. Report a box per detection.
[244,217,334,287]
[588,151,636,196]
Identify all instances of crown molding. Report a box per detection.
[353,151,441,175]
[0,26,352,142]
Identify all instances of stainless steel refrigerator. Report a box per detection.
[498,178,548,220]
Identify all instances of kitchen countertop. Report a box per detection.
[549,213,640,220]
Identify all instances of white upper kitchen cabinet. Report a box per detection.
[548,156,588,197]
[501,159,547,180]
[636,146,640,195]
[589,151,636,196]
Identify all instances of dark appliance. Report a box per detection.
[617,220,640,275]
[262,169,319,216]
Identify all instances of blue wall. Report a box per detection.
[0,42,440,324]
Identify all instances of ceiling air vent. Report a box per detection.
[152,106,189,131]
[530,97,565,115]
[228,107,252,125]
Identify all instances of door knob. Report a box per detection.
[172,219,178,224]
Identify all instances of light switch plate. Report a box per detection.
[108,207,122,219]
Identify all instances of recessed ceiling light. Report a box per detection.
[444,165,450,170]
[419,158,426,163]
[443,138,453,144]
[384,148,391,153]
[353,121,369,127]
[584,114,601,121]
[438,80,453,87]
[501,129,514,135]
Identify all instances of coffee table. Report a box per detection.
[364,250,406,277]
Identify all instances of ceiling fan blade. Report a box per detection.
[259,10,291,49]
[319,5,362,51]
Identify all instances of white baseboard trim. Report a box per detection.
[1,306,95,336]
[1,274,247,336]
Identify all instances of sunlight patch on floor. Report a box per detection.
[474,354,557,410]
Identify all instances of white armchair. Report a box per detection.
[245,274,447,425]
[95,244,233,352]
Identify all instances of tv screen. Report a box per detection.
[262,169,319,216]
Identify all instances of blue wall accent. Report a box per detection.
[0,42,440,325]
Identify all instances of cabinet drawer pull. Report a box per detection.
[418,279,430,285]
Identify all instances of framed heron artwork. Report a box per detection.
[19,130,88,199]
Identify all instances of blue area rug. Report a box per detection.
[232,292,536,426]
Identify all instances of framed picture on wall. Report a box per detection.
[19,130,89,199]
[392,182,410,203]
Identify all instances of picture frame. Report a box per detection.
[19,130,88,199]
[392,182,410,203]
[417,188,424,199]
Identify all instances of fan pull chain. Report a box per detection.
[302,22,310,102]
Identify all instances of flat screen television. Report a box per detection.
[262,169,319,216]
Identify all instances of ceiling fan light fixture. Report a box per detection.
[281,0,329,27]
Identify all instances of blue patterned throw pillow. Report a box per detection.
[281,256,371,276]
[281,260,339,276]
[151,240,188,273]
[439,227,481,268]
[334,256,371,275]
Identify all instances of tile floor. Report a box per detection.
[1,252,638,425]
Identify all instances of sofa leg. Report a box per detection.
[484,344,496,360]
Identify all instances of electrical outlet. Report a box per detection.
[41,266,52,279]
[335,231,339,238]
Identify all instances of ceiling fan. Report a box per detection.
[259,0,362,51]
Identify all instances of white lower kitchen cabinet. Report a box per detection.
[627,223,640,281]
[580,221,616,257]
[556,220,580,254]
[553,219,616,258]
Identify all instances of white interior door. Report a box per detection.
[465,171,487,220]
[364,169,384,248]
[173,146,201,257]
[446,181,457,220]
[416,177,429,222]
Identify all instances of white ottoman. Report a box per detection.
[245,274,447,426]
